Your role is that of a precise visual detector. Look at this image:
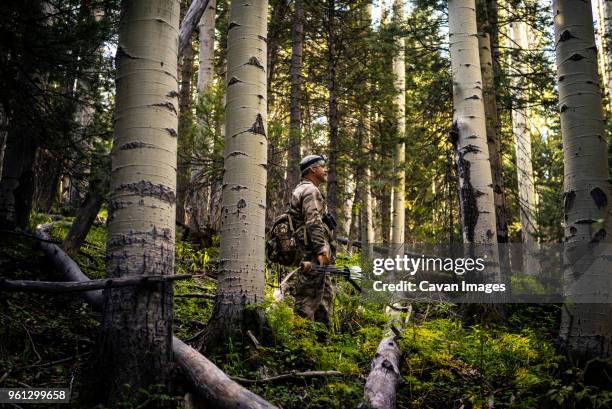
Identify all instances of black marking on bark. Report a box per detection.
[166,90,179,98]
[150,101,178,115]
[228,77,242,86]
[381,359,394,372]
[449,121,459,147]
[575,219,597,224]
[257,35,267,42]
[116,46,140,60]
[567,53,585,62]
[247,56,265,70]
[461,144,481,154]
[237,199,247,209]
[590,229,607,243]
[229,21,241,30]
[560,104,568,113]
[457,153,483,243]
[258,203,266,209]
[564,191,576,213]
[559,75,565,82]
[569,226,577,235]
[559,30,576,42]
[231,185,248,191]
[590,187,608,209]
[248,114,266,136]
[118,141,156,150]
[487,229,494,239]
[465,95,480,100]
[117,180,176,204]
[165,128,178,138]
[228,151,248,157]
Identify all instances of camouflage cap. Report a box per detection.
[300,154,327,174]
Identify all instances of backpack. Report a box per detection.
[266,213,303,266]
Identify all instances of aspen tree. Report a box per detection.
[197,0,215,94]
[448,0,497,247]
[99,0,179,402]
[508,15,540,274]
[187,0,215,232]
[553,0,612,360]
[204,0,268,349]
[595,0,612,108]
[476,0,508,246]
[390,0,405,250]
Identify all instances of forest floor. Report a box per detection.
[1,213,611,408]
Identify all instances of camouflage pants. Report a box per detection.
[294,264,334,327]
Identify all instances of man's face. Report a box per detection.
[311,164,328,183]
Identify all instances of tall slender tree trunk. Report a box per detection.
[284,0,304,205]
[187,0,216,233]
[0,130,37,231]
[476,0,508,247]
[390,0,405,249]
[595,0,612,109]
[204,0,268,351]
[0,109,7,181]
[197,0,215,93]
[177,0,196,225]
[508,16,540,273]
[327,0,338,219]
[448,0,497,247]
[553,0,612,361]
[99,0,179,404]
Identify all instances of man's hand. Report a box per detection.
[317,253,330,266]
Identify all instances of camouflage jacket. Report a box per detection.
[287,179,333,259]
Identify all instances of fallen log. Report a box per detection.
[0,275,195,293]
[35,225,279,409]
[231,370,343,385]
[359,305,411,409]
[174,339,277,409]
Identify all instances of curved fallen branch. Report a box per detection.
[231,370,344,385]
[1,275,195,293]
[35,225,279,409]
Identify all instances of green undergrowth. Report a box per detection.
[2,215,610,408]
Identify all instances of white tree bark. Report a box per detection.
[448,0,497,247]
[508,15,540,274]
[100,0,179,402]
[553,0,612,360]
[205,0,268,346]
[595,0,612,110]
[186,0,216,233]
[390,0,405,251]
[197,0,215,93]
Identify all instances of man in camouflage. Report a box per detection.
[288,154,337,326]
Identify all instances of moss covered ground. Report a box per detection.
[1,214,611,408]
